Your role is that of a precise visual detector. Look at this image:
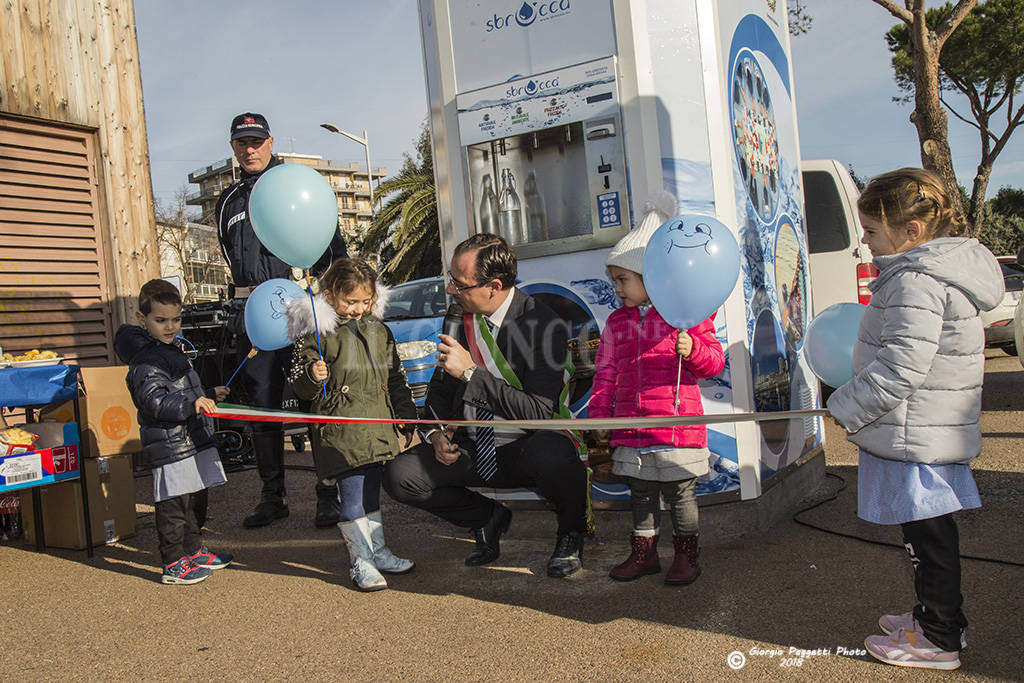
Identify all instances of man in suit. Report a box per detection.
[384,234,588,577]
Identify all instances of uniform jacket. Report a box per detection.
[287,294,417,479]
[425,290,570,448]
[827,238,1004,465]
[215,156,347,288]
[114,325,217,470]
[589,307,724,448]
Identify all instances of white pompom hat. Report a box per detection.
[605,190,678,275]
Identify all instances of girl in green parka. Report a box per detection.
[287,258,418,591]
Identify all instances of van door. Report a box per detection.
[802,160,872,315]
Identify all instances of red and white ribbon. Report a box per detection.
[207,405,828,430]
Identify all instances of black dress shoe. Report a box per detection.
[314,508,341,528]
[465,504,512,566]
[547,531,584,577]
[243,500,289,528]
[314,496,341,528]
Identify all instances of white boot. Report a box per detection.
[338,519,387,591]
[366,511,415,574]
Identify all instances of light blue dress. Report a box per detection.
[857,450,981,525]
[152,447,227,503]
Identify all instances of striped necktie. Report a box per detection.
[474,405,497,481]
[474,316,498,480]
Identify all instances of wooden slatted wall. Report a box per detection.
[0,115,115,365]
[1,0,159,347]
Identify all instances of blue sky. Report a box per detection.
[136,0,1022,210]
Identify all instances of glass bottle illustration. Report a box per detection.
[478,173,499,234]
[498,168,525,245]
[523,170,548,242]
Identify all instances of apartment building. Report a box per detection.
[156,221,231,303]
[186,153,387,244]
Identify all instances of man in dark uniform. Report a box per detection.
[215,112,348,528]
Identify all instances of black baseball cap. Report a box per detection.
[230,112,271,141]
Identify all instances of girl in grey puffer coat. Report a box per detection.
[827,237,1004,464]
[826,169,1003,669]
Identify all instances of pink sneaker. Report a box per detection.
[865,628,961,670]
[879,611,967,648]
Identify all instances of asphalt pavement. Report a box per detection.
[3,351,1022,681]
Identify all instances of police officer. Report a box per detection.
[216,112,347,528]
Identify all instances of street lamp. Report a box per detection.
[320,123,375,211]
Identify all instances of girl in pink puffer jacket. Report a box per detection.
[590,207,725,586]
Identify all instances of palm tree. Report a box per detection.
[360,124,441,283]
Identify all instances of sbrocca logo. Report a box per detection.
[505,76,559,99]
[485,0,571,33]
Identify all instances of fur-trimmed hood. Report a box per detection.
[286,293,340,340]
[286,281,393,340]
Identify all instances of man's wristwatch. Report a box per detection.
[460,365,476,383]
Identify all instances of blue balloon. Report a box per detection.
[804,302,867,388]
[244,279,306,350]
[641,215,741,329]
[248,163,338,269]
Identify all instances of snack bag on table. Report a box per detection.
[0,427,40,456]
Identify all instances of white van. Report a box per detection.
[802,159,876,314]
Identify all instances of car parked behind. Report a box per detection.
[802,159,877,315]
[980,256,1024,355]
[380,276,446,409]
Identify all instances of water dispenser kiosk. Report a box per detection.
[457,57,630,254]
[419,0,824,511]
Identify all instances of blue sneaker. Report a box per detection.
[189,546,233,570]
[161,557,212,585]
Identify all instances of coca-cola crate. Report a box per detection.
[0,493,22,541]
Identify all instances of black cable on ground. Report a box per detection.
[792,472,1024,567]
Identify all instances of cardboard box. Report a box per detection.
[42,366,142,458]
[0,424,80,493]
[21,454,136,549]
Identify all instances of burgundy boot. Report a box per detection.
[665,534,700,585]
[609,534,661,581]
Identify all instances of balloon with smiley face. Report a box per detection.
[642,214,741,329]
[244,278,306,351]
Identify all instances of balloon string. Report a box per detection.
[307,281,327,398]
[225,348,258,388]
[673,353,682,442]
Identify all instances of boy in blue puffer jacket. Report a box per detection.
[114,279,233,585]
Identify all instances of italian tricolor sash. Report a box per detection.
[464,312,593,532]
[464,313,523,391]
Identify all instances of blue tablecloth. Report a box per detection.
[0,364,79,408]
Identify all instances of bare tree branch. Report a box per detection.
[153,185,230,303]
[873,0,914,24]
[938,93,984,132]
[936,0,979,44]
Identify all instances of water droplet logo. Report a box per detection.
[483,1,571,34]
[524,80,538,95]
[515,2,537,27]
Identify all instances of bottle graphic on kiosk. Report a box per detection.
[523,170,548,242]
[479,173,499,234]
[498,168,526,245]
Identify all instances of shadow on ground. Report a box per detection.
[29,452,1020,680]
